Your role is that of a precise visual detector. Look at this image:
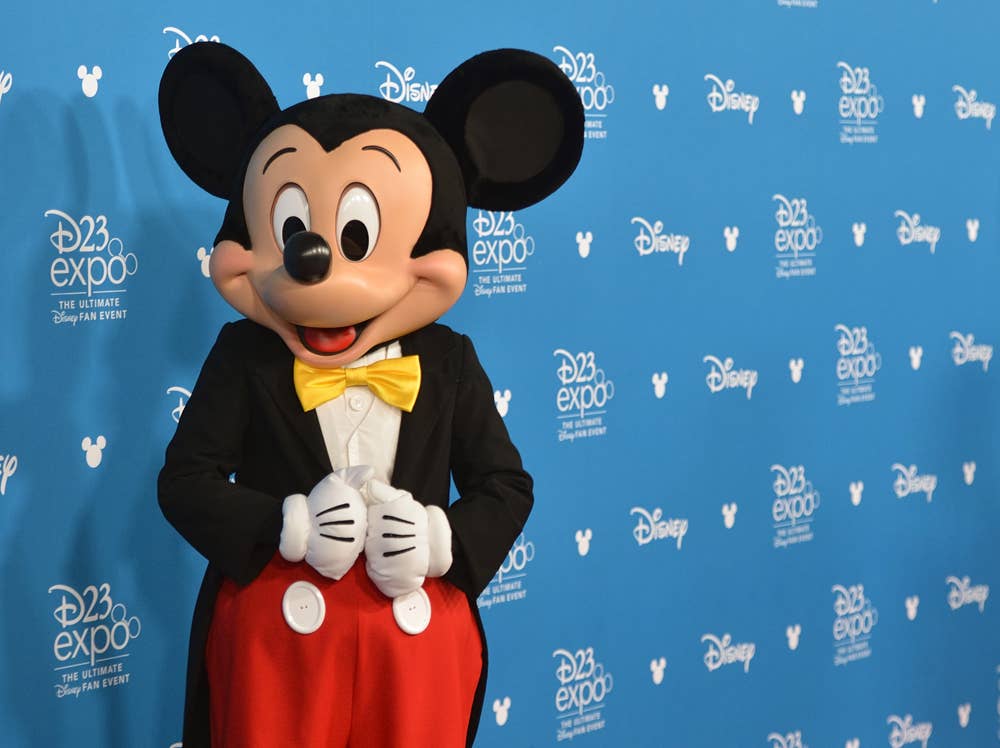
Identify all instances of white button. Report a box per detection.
[392,588,431,635]
[282,581,326,635]
[349,395,365,411]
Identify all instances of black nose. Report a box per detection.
[283,231,331,284]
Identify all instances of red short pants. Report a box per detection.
[206,553,482,748]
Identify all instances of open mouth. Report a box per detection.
[297,319,371,356]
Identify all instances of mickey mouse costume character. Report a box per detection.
[157,43,583,748]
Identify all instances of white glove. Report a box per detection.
[363,479,453,599]
[279,466,374,580]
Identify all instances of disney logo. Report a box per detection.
[703,355,758,399]
[950,331,993,372]
[375,61,437,104]
[892,463,937,502]
[894,211,941,254]
[953,85,996,130]
[701,633,755,673]
[887,714,932,748]
[704,74,759,124]
[162,27,220,59]
[946,575,989,613]
[630,506,688,549]
[631,217,690,266]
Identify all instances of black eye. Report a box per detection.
[272,184,310,249]
[336,185,379,262]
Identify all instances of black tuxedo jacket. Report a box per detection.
[158,319,533,748]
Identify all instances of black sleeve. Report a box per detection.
[157,323,282,585]
[444,335,534,598]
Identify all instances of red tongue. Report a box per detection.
[302,326,357,354]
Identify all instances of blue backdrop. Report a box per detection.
[1,1,998,747]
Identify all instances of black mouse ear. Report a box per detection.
[423,49,584,211]
[159,42,279,198]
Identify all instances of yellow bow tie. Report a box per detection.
[293,356,422,413]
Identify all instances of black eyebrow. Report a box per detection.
[362,145,401,172]
[262,147,297,174]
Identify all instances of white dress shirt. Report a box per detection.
[313,341,402,484]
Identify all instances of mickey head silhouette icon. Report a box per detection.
[723,225,739,252]
[852,222,867,247]
[849,481,864,506]
[912,93,926,118]
[785,624,801,650]
[790,89,806,115]
[78,65,102,98]
[575,528,592,556]
[575,230,593,258]
[721,502,737,529]
[196,246,212,277]
[652,84,669,111]
[303,72,324,99]
[649,657,667,684]
[493,389,512,418]
[651,372,668,399]
[905,595,920,621]
[493,697,511,726]
[81,435,107,468]
[788,358,804,384]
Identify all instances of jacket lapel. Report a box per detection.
[254,347,332,474]
[394,326,459,489]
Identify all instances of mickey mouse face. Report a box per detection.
[160,43,583,367]
[212,124,464,362]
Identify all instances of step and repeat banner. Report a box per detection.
[1,1,998,746]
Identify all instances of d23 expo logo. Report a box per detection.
[552,46,615,140]
[773,194,822,279]
[770,464,820,549]
[837,61,883,144]
[835,324,881,406]
[48,582,141,698]
[831,583,877,666]
[553,646,613,741]
[45,210,137,326]
[470,210,534,298]
[477,533,534,611]
[554,349,614,443]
